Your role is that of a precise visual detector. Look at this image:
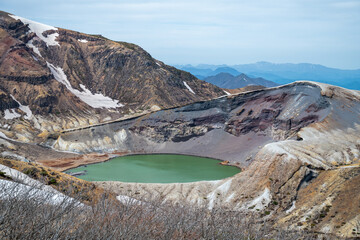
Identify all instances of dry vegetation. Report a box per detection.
[0,183,332,240]
[0,158,111,204]
[0,158,338,239]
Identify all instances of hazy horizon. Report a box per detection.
[172,62,360,70]
[1,0,359,69]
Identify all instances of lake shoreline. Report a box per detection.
[65,154,241,183]
[61,152,243,173]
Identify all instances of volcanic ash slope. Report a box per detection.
[86,82,359,237]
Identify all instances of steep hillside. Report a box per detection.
[0,157,108,203]
[0,11,225,143]
[37,81,360,238]
[204,72,278,89]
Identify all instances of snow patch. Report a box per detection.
[32,55,39,61]
[0,152,29,162]
[0,164,51,188]
[78,39,88,43]
[47,62,123,108]
[207,179,232,209]
[0,179,82,206]
[2,95,32,120]
[286,201,296,214]
[4,109,20,120]
[248,188,271,210]
[224,90,231,96]
[183,81,195,94]
[27,39,42,57]
[0,132,11,140]
[1,123,10,129]
[10,95,32,120]
[9,14,59,47]
[0,137,15,149]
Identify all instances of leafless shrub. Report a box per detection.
[0,181,332,240]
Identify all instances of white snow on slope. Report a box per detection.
[0,179,81,206]
[27,39,42,57]
[78,39,88,43]
[2,96,32,120]
[0,164,83,206]
[0,164,55,190]
[0,123,9,129]
[183,81,195,94]
[0,132,11,140]
[286,201,296,214]
[244,188,271,211]
[4,109,21,119]
[10,95,32,120]
[32,55,39,61]
[47,62,123,109]
[9,15,59,47]
[0,138,15,149]
[207,179,232,209]
[0,152,29,162]
[224,90,231,95]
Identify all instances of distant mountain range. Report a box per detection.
[175,62,360,90]
[179,66,241,79]
[204,73,278,89]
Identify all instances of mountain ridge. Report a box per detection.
[204,72,278,89]
[176,62,360,90]
[0,11,225,143]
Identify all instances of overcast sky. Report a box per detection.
[1,0,360,69]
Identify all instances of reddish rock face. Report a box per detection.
[224,91,324,138]
[51,82,332,168]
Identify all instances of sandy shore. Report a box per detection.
[36,151,240,173]
[36,151,130,172]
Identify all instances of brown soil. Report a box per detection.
[36,151,130,172]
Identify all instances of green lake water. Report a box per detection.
[65,154,240,183]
